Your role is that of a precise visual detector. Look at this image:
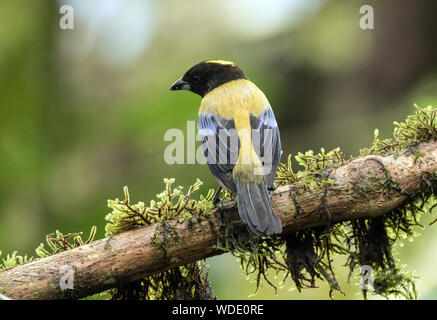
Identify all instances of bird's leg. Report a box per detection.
[212,186,227,239]
[267,182,277,192]
[212,186,223,208]
[267,182,276,200]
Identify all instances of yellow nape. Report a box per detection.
[205,60,235,66]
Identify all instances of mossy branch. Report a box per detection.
[0,139,436,299]
[1,105,437,300]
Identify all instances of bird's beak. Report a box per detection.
[170,77,190,91]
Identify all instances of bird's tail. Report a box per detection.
[235,178,282,235]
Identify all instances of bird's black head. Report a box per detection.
[170,60,247,97]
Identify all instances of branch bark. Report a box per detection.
[1,141,437,300]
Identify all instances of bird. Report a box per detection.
[170,60,282,235]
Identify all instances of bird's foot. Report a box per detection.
[267,182,277,192]
[212,186,222,206]
[267,183,277,200]
[212,186,226,224]
[215,199,225,211]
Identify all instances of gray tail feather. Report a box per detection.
[235,178,282,235]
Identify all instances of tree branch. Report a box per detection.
[1,141,436,300]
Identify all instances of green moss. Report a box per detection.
[105,179,214,237]
[223,105,436,300]
[0,251,33,270]
[109,261,215,300]
[105,178,216,300]
[0,227,97,299]
[0,228,96,270]
[0,225,98,271]
[276,148,343,190]
[35,226,97,258]
[1,105,436,300]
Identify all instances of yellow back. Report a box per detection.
[199,79,270,183]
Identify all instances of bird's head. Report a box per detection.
[170,60,247,97]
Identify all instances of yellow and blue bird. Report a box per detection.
[171,60,282,235]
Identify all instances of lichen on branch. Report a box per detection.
[101,105,437,300]
[105,178,217,300]
[0,105,436,300]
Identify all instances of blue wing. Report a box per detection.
[198,114,239,193]
[250,107,281,187]
[198,106,281,192]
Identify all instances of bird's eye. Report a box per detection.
[192,75,200,83]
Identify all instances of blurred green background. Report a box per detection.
[1,0,437,300]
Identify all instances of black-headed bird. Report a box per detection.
[171,60,282,235]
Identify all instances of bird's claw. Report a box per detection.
[214,199,225,211]
[267,182,277,192]
[267,182,277,200]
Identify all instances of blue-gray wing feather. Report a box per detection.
[198,114,238,192]
[198,106,281,192]
[250,107,281,188]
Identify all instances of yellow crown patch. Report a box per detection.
[205,60,235,66]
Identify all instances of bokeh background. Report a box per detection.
[1,0,437,299]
